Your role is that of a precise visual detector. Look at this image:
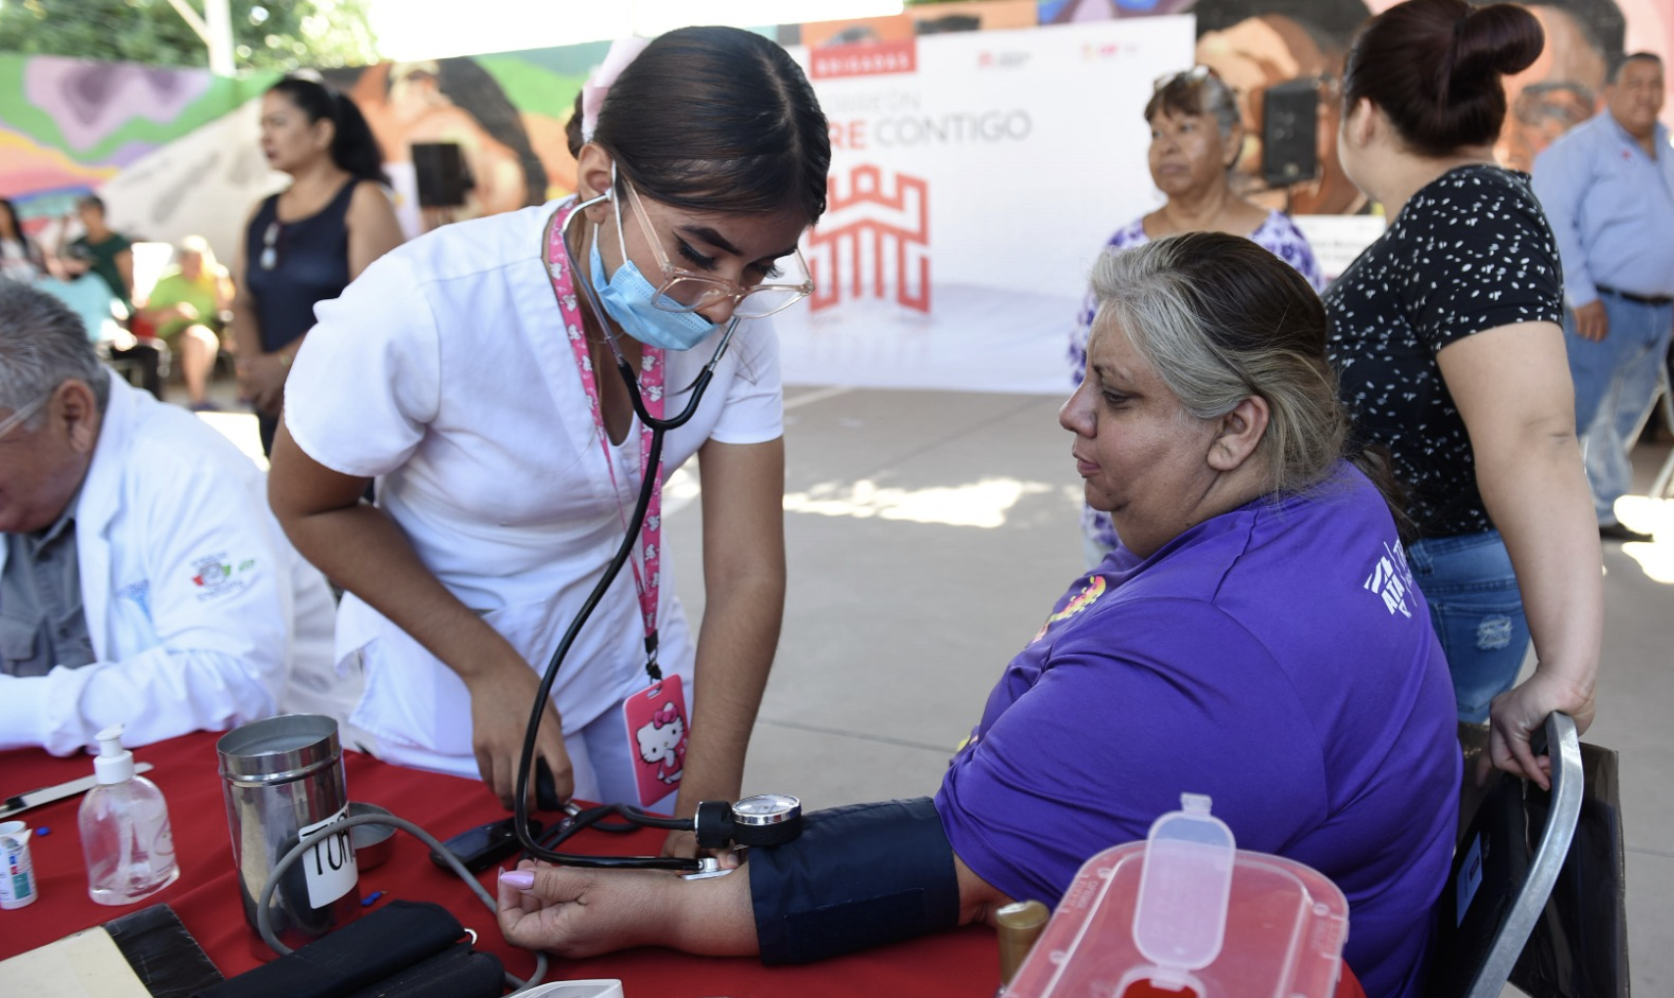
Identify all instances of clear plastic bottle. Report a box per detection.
[78,723,179,905]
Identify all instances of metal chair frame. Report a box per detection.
[1428,712,1586,998]
[1458,712,1584,998]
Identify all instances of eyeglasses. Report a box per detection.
[0,394,49,441]
[618,181,813,319]
[259,220,282,271]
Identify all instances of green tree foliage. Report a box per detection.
[0,0,380,70]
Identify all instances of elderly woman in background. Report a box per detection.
[135,236,232,411]
[1325,0,1601,785]
[497,234,1459,998]
[1070,66,1325,564]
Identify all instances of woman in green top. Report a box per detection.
[59,194,132,313]
[136,236,233,410]
[55,193,165,398]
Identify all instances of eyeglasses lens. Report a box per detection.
[654,278,808,319]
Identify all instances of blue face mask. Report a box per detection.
[588,223,714,351]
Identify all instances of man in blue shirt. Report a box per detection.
[1533,53,1674,543]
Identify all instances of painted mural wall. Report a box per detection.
[0,56,273,244]
[1,0,1669,352]
[4,1,1670,257]
[1044,0,1674,208]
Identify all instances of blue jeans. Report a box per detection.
[1405,529,1530,723]
[1565,291,1674,524]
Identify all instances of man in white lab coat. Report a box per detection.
[0,281,349,754]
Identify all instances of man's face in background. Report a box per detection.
[1606,56,1666,137]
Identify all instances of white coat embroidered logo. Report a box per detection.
[190,552,256,602]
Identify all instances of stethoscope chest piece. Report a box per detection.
[695,793,802,849]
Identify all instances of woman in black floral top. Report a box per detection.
[1326,0,1600,787]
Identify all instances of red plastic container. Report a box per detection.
[1006,795,1349,998]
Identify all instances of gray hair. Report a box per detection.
[1145,67,1243,145]
[1087,232,1347,498]
[0,281,110,425]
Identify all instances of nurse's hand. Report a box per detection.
[467,663,573,811]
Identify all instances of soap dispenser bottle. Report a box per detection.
[78,724,179,904]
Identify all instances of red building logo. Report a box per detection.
[808,165,930,314]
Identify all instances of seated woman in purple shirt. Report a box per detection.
[1071,66,1326,565]
[494,234,1460,998]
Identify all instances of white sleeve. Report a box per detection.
[707,318,784,446]
[0,455,294,755]
[283,250,442,477]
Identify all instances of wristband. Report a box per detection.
[748,797,959,964]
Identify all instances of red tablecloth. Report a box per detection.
[1,731,1368,998]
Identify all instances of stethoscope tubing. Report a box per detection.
[510,192,737,871]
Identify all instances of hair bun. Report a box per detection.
[1345,0,1539,156]
[1453,2,1543,85]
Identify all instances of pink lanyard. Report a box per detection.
[546,202,666,677]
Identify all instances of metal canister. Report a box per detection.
[0,820,37,909]
[217,714,360,948]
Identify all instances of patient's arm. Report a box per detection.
[495,852,1010,959]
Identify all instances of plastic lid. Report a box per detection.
[1003,791,1350,998]
[1131,793,1235,982]
[94,724,134,784]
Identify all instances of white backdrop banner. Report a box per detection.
[776,17,1194,395]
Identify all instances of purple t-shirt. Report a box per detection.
[936,463,1458,998]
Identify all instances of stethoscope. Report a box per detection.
[568,188,742,432]
[509,188,801,872]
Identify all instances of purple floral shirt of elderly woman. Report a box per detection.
[1067,211,1326,557]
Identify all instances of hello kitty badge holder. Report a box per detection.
[623,672,689,808]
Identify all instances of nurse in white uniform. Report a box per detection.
[267,26,830,856]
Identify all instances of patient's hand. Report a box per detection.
[496,859,757,958]
[497,861,669,957]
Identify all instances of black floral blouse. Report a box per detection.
[1324,165,1564,539]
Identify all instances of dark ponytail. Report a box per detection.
[268,76,390,186]
[1343,0,1543,157]
[0,198,43,269]
[567,26,830,224]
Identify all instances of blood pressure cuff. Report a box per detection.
[749,797,960,964]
